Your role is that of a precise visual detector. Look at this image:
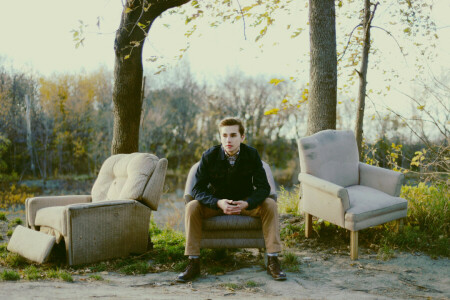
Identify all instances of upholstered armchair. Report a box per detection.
[298,130,408,260]
[184,161,277,249]
[24,153,168,265]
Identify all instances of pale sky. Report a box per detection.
[0,0,449,141]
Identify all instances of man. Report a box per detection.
[177,117,286,282]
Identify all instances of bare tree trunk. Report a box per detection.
[25,95,35,175]
[306,0,337,136]
[355,0,378,161]
[111,0,191,155]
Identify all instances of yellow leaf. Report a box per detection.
[124,55,130,60]
[125,7,132,13]
[269,78,284,86]
[282,99,288,104]
[417,105,425,110]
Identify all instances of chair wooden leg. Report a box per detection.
[395,218,404,233]
[305,213,312,238]
[350,231,358,260]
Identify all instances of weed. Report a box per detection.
[11,217,23,225]
[118,261,149,275]
[90,262,108,272]
[5,253,27,267]
[245,280,262,288]
[377,244,395,261]
[24,265,40,280]
[278,185,301,215]
[46,269,60,279]
[222,282,240,290]
[282,251,301,272]
[0,211,7,221]
[6,229,13,236]
[58,271,73,282]
[88,274,103,281]
[173,260,188,273]
[151,228,185,264]
[0,269,20,281]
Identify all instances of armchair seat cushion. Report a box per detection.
[35,206,67,236]
[345,185,407,230]
[203,215,262,231]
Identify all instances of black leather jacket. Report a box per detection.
[192,143,270,210]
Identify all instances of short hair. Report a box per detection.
[219,117,245,136]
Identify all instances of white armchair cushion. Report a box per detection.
[91,153,159,202]
[345,185,408,231]
[298,130,359,187]
[35,206,68,235]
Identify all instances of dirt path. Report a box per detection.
[1,250,448,299]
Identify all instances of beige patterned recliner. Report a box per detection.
[298,130,408,259]
[184,161,277,249]
[25,153,168,265]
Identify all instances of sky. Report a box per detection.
[0,0,449,139]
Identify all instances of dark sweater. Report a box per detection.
[192,143,270,210]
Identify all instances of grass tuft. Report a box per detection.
[282,251,301,272]
[24,265,41,280]
[0,269,20,281]
[0,211,7,221]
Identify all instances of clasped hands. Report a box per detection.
[217,199,248,215]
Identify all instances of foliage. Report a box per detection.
[0,183,37,210]
[282,251,301,272]
[24,265,40,280]
[0,269,20,281]
[277,185,300,215]
[0,212,7,221]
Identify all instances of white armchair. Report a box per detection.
[24,153,168,265]
[298,130,407,259]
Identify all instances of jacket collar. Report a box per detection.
[218,143,246,161]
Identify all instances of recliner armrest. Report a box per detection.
[66,199,137,210]
[26,195,92,228]
[359,163,404,197]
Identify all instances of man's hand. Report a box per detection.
[217,199,242,215]
[231,200,249,211]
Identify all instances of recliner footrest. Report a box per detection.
[7,225,56,263]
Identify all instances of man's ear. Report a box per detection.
[241,134,245,142]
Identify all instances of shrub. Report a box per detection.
[0,211,7,221]
[277,185,300,215]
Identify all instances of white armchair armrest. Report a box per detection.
[66,199,137,210]
[298,173,349,227]
[26,195,91,228]
[359,163,404,197]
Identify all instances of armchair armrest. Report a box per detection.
[66,199,137,210]
[359,163,404,197]
[64,199,151,265]
[26,195,91,228]
[298,173,349,227]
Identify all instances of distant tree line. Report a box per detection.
[0,61,447,187]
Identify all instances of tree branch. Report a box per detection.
[337,23,361,62]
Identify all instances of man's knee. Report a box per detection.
[261,198,277,209]
[185,200,201,216]
[261,198,277,211]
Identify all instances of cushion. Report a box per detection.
[35,206,67,235]
[203,215,262,231]
[299,130,359,187]
[7,225,56,264]
[344,185,407,228]
[91,153,159,202]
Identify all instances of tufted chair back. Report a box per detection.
[91,153,168,210]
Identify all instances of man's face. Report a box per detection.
[220,125,244,156]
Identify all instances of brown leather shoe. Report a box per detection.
[267,256,287,281]
[176,258,200,283]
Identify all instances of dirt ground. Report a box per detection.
[1,244,449,299]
